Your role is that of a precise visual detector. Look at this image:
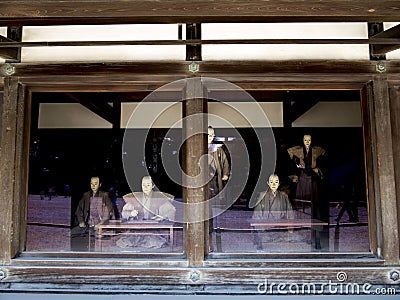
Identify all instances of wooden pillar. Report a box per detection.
[388,81,400,263]
[371,76,399,264]
[182,77,207,267]
[0,77,30,263]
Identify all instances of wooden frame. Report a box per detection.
[0,60,399,292]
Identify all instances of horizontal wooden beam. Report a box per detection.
[0,38,400,48]
[371,24,400,55]
[4,61,400,78]
[0,35,18,60]
[0,0,399,25]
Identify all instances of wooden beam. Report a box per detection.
[0,0,399,24]
[65,93,114,124]
[371,24,400,55]
[1,38,400,48]
[0,35,18,60]
[290,99,319,123]
[6,61,400,79]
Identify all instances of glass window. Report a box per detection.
[21,25,185,62]
[207,90,368,253]
[202,23,369,60]
[26,92,184,254]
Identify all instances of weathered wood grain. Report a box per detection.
[0,77,19,263]
[0,0,399,24]
[372,76,400,264]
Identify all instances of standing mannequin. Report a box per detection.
[207,126,230,252]
[207,126,230,199]
[287,135,325,220]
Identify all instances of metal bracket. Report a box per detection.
[389,270,399,282]
[4,63,16,76]
[189,62,199,73]
[0,268,7,281]
[189,270,201,283]
[376,61,386,73]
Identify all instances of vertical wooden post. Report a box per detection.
[0,78,29,263]
[361,82,379,255]
[388,82,400,262]
[372,76,399,264]
[182,77,207,267]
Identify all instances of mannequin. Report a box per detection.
[287,135,325,219]
[75,176,114,229]
[116,176,176,249]
[121,176,176,222]
[207,126,230,199]
[252,174,295,250]
[252,174,294,220]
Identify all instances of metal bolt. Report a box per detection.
[189,62,199,73]
[389,270,399,282]
[189,270,201,283]
[5,64,16,76]
[376,61,386,73]
[0,268,7,281]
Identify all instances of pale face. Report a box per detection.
[90,177,101,194]
[303,135,312,149]
[141,177,154,195]
[268,175,280,192]
[208,128,215,144]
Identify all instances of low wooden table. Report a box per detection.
[95,220,182,251]
[213,218,328,252]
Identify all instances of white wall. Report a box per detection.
[39,101,361,129]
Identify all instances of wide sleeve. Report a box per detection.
[75,193,87,224]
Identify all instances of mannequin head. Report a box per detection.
[303,135,312,150]
[90,177,101,194]
[141,176,155,196]
[208,126,215,144]
[267,174,280,192]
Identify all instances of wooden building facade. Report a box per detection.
[0,0,399,295]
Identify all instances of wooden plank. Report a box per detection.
[1,38,400,48]
[13,83,29,255]
[0,77,19,263]
[1,265,398,286]
[361,83,378,256]
[0,35,18,60]
[0,0,400,24]
[372,76,400,264]
[6,61,400,79]
[371,24,400,55]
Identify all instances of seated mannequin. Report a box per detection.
[116,176,176,249]
[252,174,295,220]
[121,176,175,221]
[252,174,295,250]
[71,176,114,239]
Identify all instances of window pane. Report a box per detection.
[207,92,369,253]
[0,27,7,63]
[202,23,369,60]
[384,22,400,60]
[27,93,184,254]
[21,25,184,62]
